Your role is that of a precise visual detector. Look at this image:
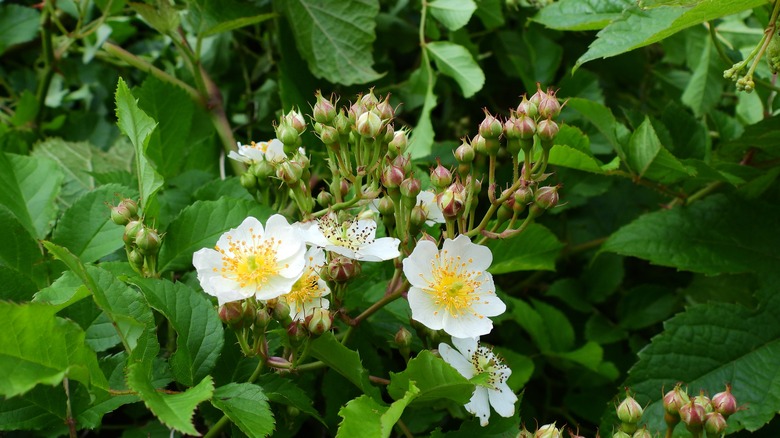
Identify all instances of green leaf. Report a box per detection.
[279,0,382,85]
[0,302,108,398]
[566,98,630,161]
[546,145,606,174]
[51,183,135,263]
[131,278,224,386]
[680,36,723,117]
[0,385,67,432]
[426,41,485,98]
[474,0,504,30]
[309,331,381,399]
[622,279,780,434]
[722,115,780,158]
[211,383,275,438]
[575,0,766,68]
[410,71,438,159]
[0,205,42,291]
[130,1,180,34]
[387,350,473,405]
[0,152,36,238]
[602,194,780,276]
[127,365,214,436]
[7,154,63,239]
[428,0,476,31]
[550,341,605,372]
[203,13,276,36]
[115,77,163,213]
[0,4,40,55]
[487,223,564,274]
[493,29,562,92]
[157,198,274,273]
[255,374,326,425]
[626,117,693,183]
[503,296,550,351]
[532,0,632,31]
[337,381,420,438]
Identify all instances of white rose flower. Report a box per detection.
[297,212,400,262]
[281,246,330,322]
[228,139,286,164]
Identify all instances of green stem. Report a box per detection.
[35,1,55,130]
[63,379,77,438]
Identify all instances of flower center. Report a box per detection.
[215,231,280,289]
[286,269,322,306]
[321,216,374,251]
[428,250,482,317]
[248,141,270,154]
[471,345,508,389]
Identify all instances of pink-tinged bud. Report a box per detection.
[305,308,332,336]
[430,159,453,190]
[680,400,706,433]
[693,390,713,413]
[388,130,409,156]
[534,186,560,210]
[617,390,644,425]
[376,95,394,120]
[319,125,339,145]
[529,83,545,108]
[313,91,337,124]
[357,111,383,138]
[111,204,134,226]
[471,134,486,155]
[348,102,365,124]
[254,307,273,329]
[517,94,539,119]
[381,164,405,189]
[534,423,561,438]
[334,110,351,136]
[219,302,244,327]
[394,326,412,349]
[516,113,537,140]
[360,89,379,109]
[455,140,475,163]
[663,384,690,417]
[514,185,534,206]
[504,115,522,141]
[286,109,306,134]
[377,196,395,216]
[409,205,427,228]
[537,118,560,143]
[277,160,303,184]
[537,87,562,119]
[478,109,503,140]
[328,256,361,282]
[287,321,307,346]
[272,299,291,323]
[436,186,465,219]
[712,384,737,418]
[704,412,728,436]
[400,177,422,200]
[124,220,144,245]
[392,154,412,175]
[135,226,160,255]
[631,427,652,438]
[340,179,350,198]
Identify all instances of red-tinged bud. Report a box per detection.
[340,179,350,198]
[388,130,409,156]
[436,187,465,220]
[712,384,737,418]
[277,160,303,185]
[538,87,562,119]
[534,423,561,438]
[272,299,291,324]
[517,94,539,119]
[124,220,143,245]
[376,95,394,120]
[286,109,306,134]
[305,308,332,336]
[348,102,365,124]
[400,177,422,200]
[328,256,361,282]
[334,110,351,136]
[319,125,339,145]
[393,154,412,175]
[478,109,503,140]
[680,401,706,434]
[381,165,405,189]
[394,326,412,349]
[254,307,273,329]
[219,301,245,328]
[534,186,559,210]
[617,390,644,425]
[135,226,160,255]
[430,159,453,190]
[537,118,559,144]
[316,191,333,207]
[377,196,395,216]
[663,384,691,417]
[529,83,545,108]
[418,232,437,244]
[471,134,486,155]
[111,203,134,226]
[287,321,307,346]
[704,412,728,436]
[455,140,475,163]
[693,390,713,413]
[357,111,383,138]
[631,427,652,438]
[514,185,534,205]
[313,91,337,124]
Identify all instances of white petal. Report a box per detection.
[471,292,506,319]
[296,221,330,247]
[464,387,491,427]
[442,312,494,339]
[264,139,286,162]
[407,287,444,331]
[324,244,358,260]
[255,275,297,301]
[305,246,326,268]
[232,216,265,242]
[488,382,517,418]
[228,151,251,163]
[356,237,400,261]
[438,342,475,379]
[349,219,378,242]
[443,235,493,272]
[451,337,478,358]
[402,240,439,288]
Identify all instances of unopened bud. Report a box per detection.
[388,130,409,156]
[617,390,644,425]
[455,141,475,163]
[471,134,486,155]
[328,256,361,282]
[680,400,706,433]
[534,423,561,438]
[393,154,412,175]
[277,124,299,146]
[381,164,405,189]
[430,160,453,190]
[319,125,339,145]
[287,321,307,346]
[537,87,562,119]
[240,172,258,191]
[436,186,464,219]
[135,227,160,255]
[219,302,245,328]
[360,89,379,108]
[376,96,394,120]
[377,196,395,216]
[254,307,273,329]
[277,160,303,185]
[286,109,306,134]
[272,300,291,324]
[394,326,412,349]
[517,94,539,119]
[305,308,332,336]
[313,91,337,124]
[631,428,651,438]
[409,205,427,229]
[704,412,728,436]
[534,186,559,210]
[128,248,144,270]
[712,384,737,418]
[537,118,559,144]
[400,177,422,200]
[357,111,382,138]
[111,203,134,226]
[478,109,503,140]
[334,110,351,136]
[529,83,545,108]
[316,191,333,207]
[124,220,143,245]
[611,432,630,438]
[693,390,713,413]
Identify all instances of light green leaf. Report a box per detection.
[426,41,485,98]
[602,194,780,276]
[115,77,163,213]
[487,223,564,274]
[545,144,606,174]
[681,36,723,116]
[279,0,382,85]
[566,98,630,160]
[157,198,274,273]
[0,152,36,238]
[626,117,692,183]
[532,0,632,31]
[410,71,437,159]
[309,331,381,399]
[576,0,767,68]
[0,302,108,398]
[211,383,275,438]
[550,341,604,371]
[0,205,42,291]
[51,183,135,263]
[387,350,473,406]
[130,1,180,35]
[622,279,780,434]
[203,13,276,36]
[7,154,62,239]
[337,382,420,438]
[0,4,40,55]
[429,0,476,31]
[127,366,214,436]
[131,278,224,386]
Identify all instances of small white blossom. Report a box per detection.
[439,337,517,427]
[403,234,505,338]
[192,215,306,305]
[298,212,400,262]
[228,139,286,164]
[281,246,330,321]
[417,191,445,225]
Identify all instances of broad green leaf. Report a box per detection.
[602,195,780,276]
[426,41,485,98]
[566,98,630,161]
[550,341,605,372]
[532,0,632,31]
[337,382,420,438]
[410,70,437,159]
[157,198,274,273]
[532,299,574,352]
[487,223,564,274]
[387,350,473,405]
[0,302,108,398]
[203,13,276,36]
[503,296,550,352]
[127,364,214,435]
[621,280,780,434]
[0,205,41,292]
[51,183,135,263]
[545,144,606,174]
[0,4,40,55]
[7,154,63,239]
[115,77,163,213]
[309,331,381,399]
[722,115,780,158]
[130,1,180,34]
[493,29,562,92]
[474,0,504,30]
[211,383,275,438]
[0,385,67,432]
[429,0,476,31]
[255,374,326,425]
[626,117,692,183]
[0,152,36,237]
[131,278,224,386]
[681,36,723,117]
[278,0,382,85]
[576,1,766,68]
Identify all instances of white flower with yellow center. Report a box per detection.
[298,212,400,262]
[228,139,286,164]
[192,215,306,305]
[439,337,516,427]
[281,247,330,321]
[403,234,505,338]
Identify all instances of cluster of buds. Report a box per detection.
[110,197,160,276]
[663,383,738,437]
[613,389,649,437]
[724,27,780,93]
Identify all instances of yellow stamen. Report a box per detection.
[216,231,279,289]
[427,250,483,318]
